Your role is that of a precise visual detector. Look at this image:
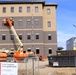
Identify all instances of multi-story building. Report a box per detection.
[0,0,58,56]
[66,37,76,50]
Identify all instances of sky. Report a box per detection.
[0,0,76,50]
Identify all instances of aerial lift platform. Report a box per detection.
[1,18,38,62]
[1,17,47,62]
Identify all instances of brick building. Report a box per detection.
[0,0,58,56]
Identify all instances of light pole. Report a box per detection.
[31,1,35,75]
[31,1,40,75]
[73,24,76,74]
[73,24,76,50]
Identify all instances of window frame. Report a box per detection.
[47,9,50,14]
[36,49,40,54]
[27,7,30,12]
[11,7,14,13]
[10,35,14,40]
[18,34,22,40]
[27,35,31,40]
[27,49,31,52]
[19,7,22,12]
[35,20,39,25]
[2,35,6,40]
[36,34,39,39]
[26,21,30,26]
[48,35,52,40]
[18,21,22,26]
[48,49,52,54]
[35,7,38,12]
[3,7,6,13]
[48,21,51,27]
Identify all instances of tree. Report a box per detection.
[57,47,64,51]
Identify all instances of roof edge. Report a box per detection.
[45,3,58,8]
[0,0,45,4]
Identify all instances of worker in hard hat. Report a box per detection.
[10,17,14,25]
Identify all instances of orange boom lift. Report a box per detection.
[0,53,7,61]
[2,18,38,62]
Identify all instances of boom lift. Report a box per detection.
[0,52,7,61]
[2,18,38,62]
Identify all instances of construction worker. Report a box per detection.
[10,17,14,25]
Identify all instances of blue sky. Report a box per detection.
[0,0,76,49]
[46,0,76,49]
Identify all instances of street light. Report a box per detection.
[73,24,76,74]
[73,24,76,50]
[73,24,76,28]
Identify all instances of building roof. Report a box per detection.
[66,37,76,42]
[45,3,58,6]
[0,0,45,4]
[45,3,58,8]
[0,0,58,8]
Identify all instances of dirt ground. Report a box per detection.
[18,59,76,75]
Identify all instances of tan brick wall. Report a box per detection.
[0,4,43,17]
[43,6,56,31]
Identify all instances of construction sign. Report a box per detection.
[0,62,18,75]
[53,62,59,66]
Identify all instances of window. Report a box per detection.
[36,35,39,39]
[11,7,14,13]
[27,7,30,12]
[35,21,39,25]
[3,7,6,13]
[26,21,30,26]
[2,35,6,40]
[10,35,14,40]
[27,49,31,52]
[36,49,40,54]
[27,35,31,40]
[18,21,22,26]
[48,21,51,27]
[19,35,22,40]
[48,49,52,54]
[12,21,14,26]
[19,7,22,12]
[35,7,38,12]
[47,9,50,14]
[48,35,51,40]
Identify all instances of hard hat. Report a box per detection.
[10,17,13,20]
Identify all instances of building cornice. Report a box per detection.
[45,3,58,8]
[0,0,45,4]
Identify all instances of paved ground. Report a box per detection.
[18,59,76,75]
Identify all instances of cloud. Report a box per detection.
[57,30,76,50]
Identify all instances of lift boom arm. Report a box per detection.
[2,18,39,60]
[2,18,23,51]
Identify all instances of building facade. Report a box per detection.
[0,0,58,56]
[66,37,76,50]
